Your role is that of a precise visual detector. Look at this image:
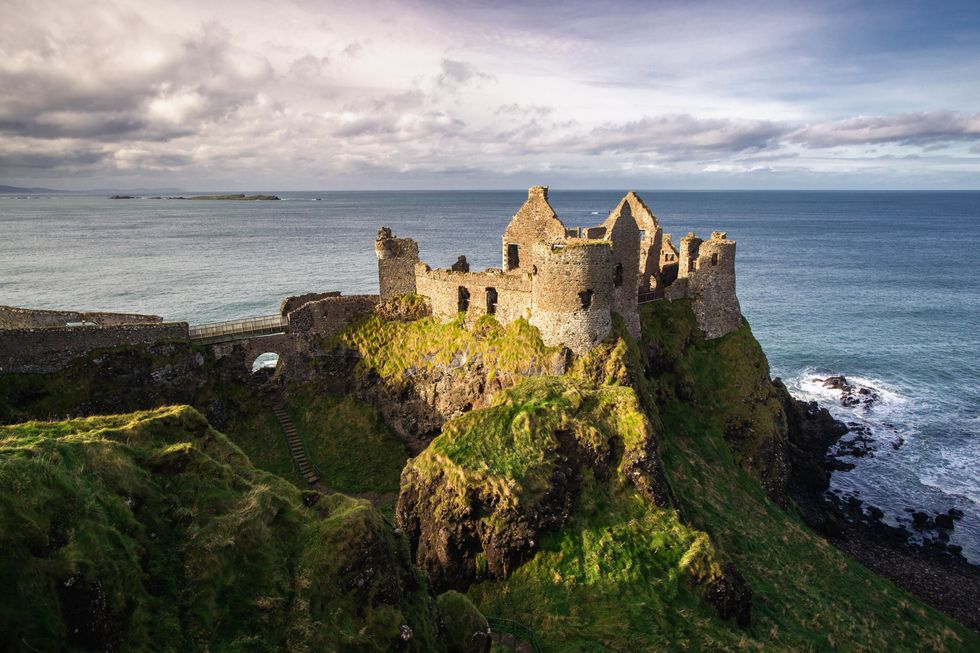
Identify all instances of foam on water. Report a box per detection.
[785,366,980,562]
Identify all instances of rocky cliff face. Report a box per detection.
[395,379,675,592]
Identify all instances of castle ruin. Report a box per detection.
[376,186,741,353]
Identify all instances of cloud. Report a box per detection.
[545,115,790,159]
[435,59,494,90]
[792,112,980,148]
[1,0,979,188]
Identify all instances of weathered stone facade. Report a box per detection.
[674,231,742,339]
[376,186,743,352]
[0,305,163,329]
[0,322,189,373]
[375,227,420,300]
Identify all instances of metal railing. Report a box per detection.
[486,617,543,653]
[188,314,286,344]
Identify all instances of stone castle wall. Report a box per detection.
[686,235,741,339]
[0,323,189,374]
[377,187,741,351]
[529,241,614,353]
[279,291,341,316]
[0,305,163,329]
[668,232,741,339]
[501,186,567,273]
[286,294,380,336]
[415,265,531,324]
[376,228,420,300]
[601,204,642,339]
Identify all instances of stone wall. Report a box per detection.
[665,232,741,339]
[0,305,163,329]
[279,291,340,316]
[600,201,642,338]
[375,228,420,300]
[687,234,741,339]
[0,323,189,374]
[500,186,567,273]
[415,265,532,324]
[530,241,614,353]
[286,294,380,336]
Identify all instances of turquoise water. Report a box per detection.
[2,190,978,560]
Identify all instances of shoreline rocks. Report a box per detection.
[814,375,881,410]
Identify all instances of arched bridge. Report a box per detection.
[189,315,286,344]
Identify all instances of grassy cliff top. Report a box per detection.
[0,406,482,652]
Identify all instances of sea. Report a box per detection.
[2,190,978,561]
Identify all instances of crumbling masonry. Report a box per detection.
[376,186,741,353]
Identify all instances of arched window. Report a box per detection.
[579,289,593,309]
[614,262,624,287]
[486,287,498,315]
[457,286,470,312]
[711,252,719,266]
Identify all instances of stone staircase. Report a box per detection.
[271,402,319,485]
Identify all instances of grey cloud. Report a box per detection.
[436,59,494,89]
[792,112,980,148]
[547,115,789,159]
[0,20,271,143]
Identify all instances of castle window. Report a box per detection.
[457,286,470,312]
[579,289,593,309]
[639,229,646,241]
[688,259,696,273]
[485,287,498,315]
[506,244,520,270]
[711,253,718,266]
[614,263,624,287]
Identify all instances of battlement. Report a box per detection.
[377,187,742,352]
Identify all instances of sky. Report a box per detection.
[1,0,979,190]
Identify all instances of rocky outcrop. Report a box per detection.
[395,380,675,592]
[774,379,849,493]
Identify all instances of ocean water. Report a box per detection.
[2,190,979,561]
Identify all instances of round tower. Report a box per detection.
[529,241,613,354]
[686,232,741,339]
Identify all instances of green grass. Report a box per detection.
[340,311,562,386]
[649,303,977,652]
[219,388,410,495]
[284,389,409,494]
[0,406,485,652]
[426,300,980,652]
[400,375,737,650]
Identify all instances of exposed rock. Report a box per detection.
[774,379,849,494]
[704,563,753,628]
[815,375,881,410]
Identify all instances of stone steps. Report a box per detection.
[272,403,319,486]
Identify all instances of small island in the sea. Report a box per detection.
[111,194,281,200]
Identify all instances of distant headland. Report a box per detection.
[110,193,280,200]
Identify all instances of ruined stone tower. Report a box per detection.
[376,186,742,354]
[669,231,741,338]
[375,226,419,300]
[529,240,615,354]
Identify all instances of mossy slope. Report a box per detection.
[0,406,483,652]
[396,301,978,652]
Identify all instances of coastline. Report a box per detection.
[788,409,980,632]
